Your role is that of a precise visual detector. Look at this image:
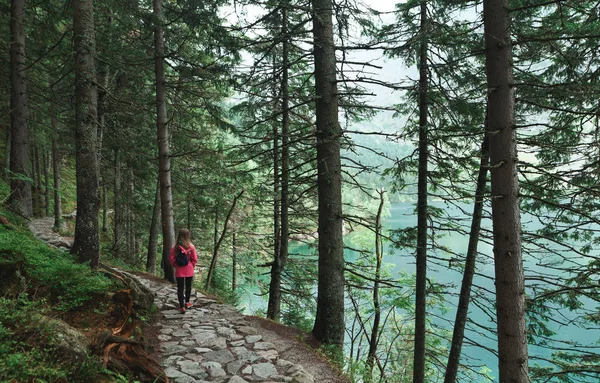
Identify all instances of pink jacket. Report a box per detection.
[169,244,198,278]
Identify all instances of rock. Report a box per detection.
[252,362,278,378]
[228,376,250,383]
[204,349,235,364]
[34,315,90,364]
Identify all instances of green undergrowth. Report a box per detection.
[0,183,121,381]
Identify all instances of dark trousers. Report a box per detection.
[176,276,193,308]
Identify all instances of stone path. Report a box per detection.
[28,216,73,249]
[133,274,315,383]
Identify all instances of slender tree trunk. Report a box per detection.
[113,148,124,257]
[232,227,237,291]
[43,149,50,216]
[34,140,43,217]
[71,0,100,268]
[267,2,290,322]
[483,0,529,381]
[205,191,244,291]
[3,121,10,184]
[267,54,281,320]
[127,167,135,259]
[443,131,490,383]
[214,207,219,253]
[147,179,161,274]
[311,0,345,349]
[367,190,385,375]
[153,0,175,283]
[413,2,429,382]
[51,100,62,231]
[9,0,32,218]
[102,181,108,232]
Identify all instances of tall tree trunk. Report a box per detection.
[51,100,62,231]
[267,2,290,322]
[311,0,345,349]
[153,0,175,283]
[71,0,100,268]
[128,167,135,259]
[3,120,10,184]
[113,148,124,257]
[43,149,50,216]
[102,181,108,232]
[147,179,161,274]
[9,0,32,218]
[205,191,244,291]
[413,2,429,382]
[443,131,490,383]
[367,190,385,375]
[232,227,237,291]
[483,0,529,380]
[33,140,43,217]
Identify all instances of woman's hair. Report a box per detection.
[176,228,192,249]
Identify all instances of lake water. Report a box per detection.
[239,201,600,382]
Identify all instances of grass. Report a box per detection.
[0,179,129,382]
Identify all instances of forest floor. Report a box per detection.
[29,217,350,383]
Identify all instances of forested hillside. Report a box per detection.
[2,0,600,382]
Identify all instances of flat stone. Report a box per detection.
[226,359,244,375]
[203,349,235,364]
[195,347,213,353]
[158,334,172,341]
[241,365,253,374]
[253,362,277,378]
[162,344,188,356]
[202,337,228,350]
[184,353,204,363]
[203,362,226,378]
[245,335,262,343]
[217,326,237,336]
[253,342,275,351]
[228,376,249,383]
[230,340,245,347]
[236,326,259,335]
[172,330,190,337]
[229,334,244,341]
[232,347,261,363]
[178,360,207,379]
[257,349,278,360]
[181,340,196,347]
[162,355,186,367]
[276,359,294,368]
[164,367,194,381]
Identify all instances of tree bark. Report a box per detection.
[147,179,161,274]
[71,0,100,269]
[43,148,50,217]
[483,0,529,380]
[311,0,345,349]
[413,2,429,382]
[3,120,10,184]
[153,0,175,283]
[51,99,62,231]
[232,227,237,291]
[267,2,290,322]
[366,190,385,375]
[114,148,124,257]
[9,0,33,218]
[443,131,489,383]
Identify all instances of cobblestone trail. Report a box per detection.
[133,274,315,383]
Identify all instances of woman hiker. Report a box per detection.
[169,228,198,313]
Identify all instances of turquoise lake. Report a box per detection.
[239,201,600,382]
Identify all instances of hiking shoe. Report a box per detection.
[185,302,193,309]
[180,307,186,314]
